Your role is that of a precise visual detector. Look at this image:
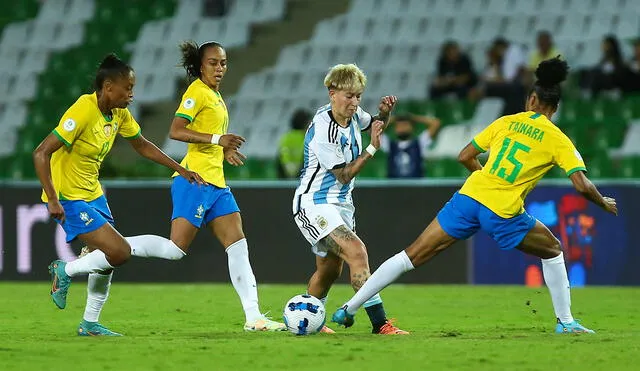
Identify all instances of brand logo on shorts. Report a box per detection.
[315,216,328,230]
[79,212,94,226]
[195,204,204,219]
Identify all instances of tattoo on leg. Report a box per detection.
[351,269,371,291]
[323,235,343,257]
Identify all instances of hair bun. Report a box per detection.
[99,53,124,69]
[535,56,569,87]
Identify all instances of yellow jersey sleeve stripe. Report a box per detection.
[123,129,142,140]
[471,139,486,153]
[52,129,71,147]
[566,166,587,177]
[175,113,193,122]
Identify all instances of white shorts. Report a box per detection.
[293,203,355,257]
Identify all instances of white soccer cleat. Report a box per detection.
[244,316,287,332]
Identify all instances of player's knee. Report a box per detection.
[543,237,562,259]
[110,244,132,266]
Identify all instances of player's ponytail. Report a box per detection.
[531,56,569,108]
[179,40,224,80]
[94,53,132,90]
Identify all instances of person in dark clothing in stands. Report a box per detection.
[429,41,477,100]
[380,114,441,178]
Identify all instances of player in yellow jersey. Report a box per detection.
[332,58,617,334]
[161,41,284,331]
[34,54,204,336]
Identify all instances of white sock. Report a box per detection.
[542,252,574,323]
[127,235,185,260]
[83,271,113,323]
[344,251,414,315]
[65,250,114,277]
[226,238,261,323]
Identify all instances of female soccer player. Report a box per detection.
[152,40,284,331]
[332,57,616,334]
[34,54,205,336]
[293,63,408,335]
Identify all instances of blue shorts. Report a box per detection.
[171,175,240,228]
[437,192,537,250]
[50,195,115,243]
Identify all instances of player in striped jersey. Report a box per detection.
[292,64,408,335]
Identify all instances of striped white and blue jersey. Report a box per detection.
[292,104,372,214]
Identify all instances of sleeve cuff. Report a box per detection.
[52,129,71,147]
[175,113,193,122]
[123,129,142,140]
[471,139,486,153]
[566,166,587,177]
[332,162,346,170]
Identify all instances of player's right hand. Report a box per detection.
[369,120,384,149]
[218,134,245,150]
[603,196,618,215]
[48,199,65,224]
[224,148,247,166]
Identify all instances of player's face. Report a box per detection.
[329,89,361,119]
[200,46,227,88]
[106,71,135,109]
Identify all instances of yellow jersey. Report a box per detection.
[42,93,141,202]
[173,78,229,187]
[459,111,586,218]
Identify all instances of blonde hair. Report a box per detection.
[323,63,367,93]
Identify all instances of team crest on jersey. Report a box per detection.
[79,212,94,226]
[63,118,76,132]
[184,98,195,109]
[315,216,328,230]
[195,204,204,219]
[335,146,344,158]
[103,124,113,137]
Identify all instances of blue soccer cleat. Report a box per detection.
[555,319,595,334]
[48,260,71,309]
[331,305,355,328]
[77,320,123,336]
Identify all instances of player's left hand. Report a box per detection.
[378,95,398,115]
[369,120,385,149]
[178,168,206,185]
[224,148,247,166]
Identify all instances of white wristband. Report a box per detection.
[210,134,221,145]
[365,144,377,157]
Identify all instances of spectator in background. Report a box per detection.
[582,35,633,97]
[277,109,311,179]
[429,41,477,100]
[483,38,527,115]
[528,31,561,72]
[626,38,640,93]
[380,114,441,178]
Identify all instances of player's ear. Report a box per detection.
[103,78,112,92]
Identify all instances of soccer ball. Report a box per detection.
[283,294,326,335]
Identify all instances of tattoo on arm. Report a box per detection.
[331,153,372,184]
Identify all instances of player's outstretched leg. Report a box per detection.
[209,213,286,332]
[333,218,456,326]
[48,224,131,310]
[517,221,595,334]
[323,226,408,334]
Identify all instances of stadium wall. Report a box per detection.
[1,180,637,285]
[0,180,468,283]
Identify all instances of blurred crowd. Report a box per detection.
[430,33,640,114]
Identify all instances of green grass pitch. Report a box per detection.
[1,283,638,370]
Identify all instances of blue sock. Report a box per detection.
[363,294,386,331]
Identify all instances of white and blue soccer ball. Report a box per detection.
[283,294,326,335]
